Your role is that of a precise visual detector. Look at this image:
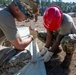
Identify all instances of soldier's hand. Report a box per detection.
[38,47,49,57]
[40,50,53,62]
[30,28,38,39]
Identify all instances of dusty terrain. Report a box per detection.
[16,16,76,75]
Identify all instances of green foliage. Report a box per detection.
[0,0,12,5]
[0,0,76,14]
[40,1,76,15]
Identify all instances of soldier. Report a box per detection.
[39,5,76,68]
[0,0,38,51]
[34,3,40,22]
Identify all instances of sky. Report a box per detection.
[63,0,76,3]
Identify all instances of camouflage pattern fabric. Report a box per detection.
[61,34,76,54]
[13,0,39,20]
[20,0,38,14]
[0,47,20,67]
[0,47,31,74]
[1,38,12,47]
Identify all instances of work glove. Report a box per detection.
[38,47,49,57]
[30,28,38,39]
[40,50,53,62]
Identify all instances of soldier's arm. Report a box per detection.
[49,34,64,52]
[10,36,33,50]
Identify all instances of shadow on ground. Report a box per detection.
[45,55,71,75]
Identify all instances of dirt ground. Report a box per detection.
[16,16,76,75]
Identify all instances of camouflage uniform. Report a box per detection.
[60,34,76,68]
[61,34,76,55]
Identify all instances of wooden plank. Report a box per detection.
[14,26,46,75]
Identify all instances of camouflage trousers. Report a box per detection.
[61,34,76,55]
